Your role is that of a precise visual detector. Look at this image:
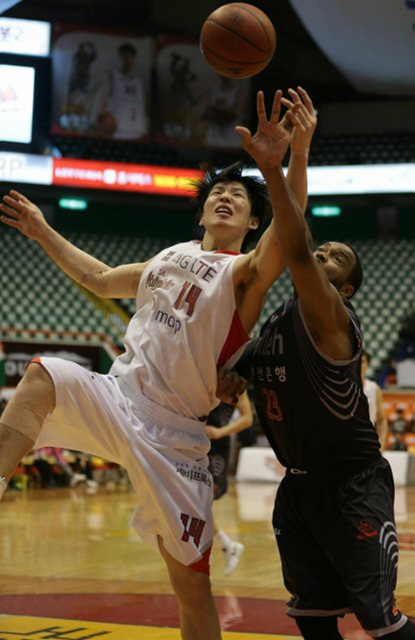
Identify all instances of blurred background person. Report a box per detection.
[206,391,253,576]
[88,42,148,139]
[362,350,388,451]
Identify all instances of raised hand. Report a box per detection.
[0,190,48,241]
[235,90,304,171]
[281,86,317,156]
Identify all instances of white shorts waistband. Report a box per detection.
[111,376,207,434]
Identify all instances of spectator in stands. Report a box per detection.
[390,406,409,451]
[206,391,253,576]
[34,447,86,487]
[390,406,408,437]
[0,88,316,640]
[390,433,408,452]
[361,350,388,450]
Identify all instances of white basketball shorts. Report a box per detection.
[34,357,214,570]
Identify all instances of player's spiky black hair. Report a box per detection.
[192,161,271,252]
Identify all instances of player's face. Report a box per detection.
[200,181,258,239]
[120,52,136,73]
[313,242,356,293]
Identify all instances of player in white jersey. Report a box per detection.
[362,349,388,451]
[0,87,317,640]
[88,42,148,140]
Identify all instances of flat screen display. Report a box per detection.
[0,64,35,144]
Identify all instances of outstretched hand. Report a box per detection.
[281,86,317,155]
[235,90,304,171]
[0,190,48,241]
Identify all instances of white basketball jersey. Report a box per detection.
[110,241,249,419]
[364,378,379,424]
[109,70,147,139]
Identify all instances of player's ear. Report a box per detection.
[249,215,259,231]
[340,282,354,299]
[199,213,206,227]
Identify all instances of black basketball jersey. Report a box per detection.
[251,297,380,472]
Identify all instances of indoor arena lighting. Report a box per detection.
[311,205,342,217]
[58,198,88,210]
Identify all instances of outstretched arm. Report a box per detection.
[284,87,317,213]
[206,391,253,440]
[0,190,149,298]
[252,143,354,360]
[233,90,306,331]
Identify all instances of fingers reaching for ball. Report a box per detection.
[281,86,317,152]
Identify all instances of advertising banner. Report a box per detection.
[155,35,251,149]
[51,25,154,140]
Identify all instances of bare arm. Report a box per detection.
[206,392,253,440]
[232,91,301,330]
[284,87,317,213]
[258,163,353,360]
[375,386,389,452]
[0,190,149,298]
[233,90,316,332]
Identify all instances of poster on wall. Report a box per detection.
[155,35,252,150]
[51,25,154,141]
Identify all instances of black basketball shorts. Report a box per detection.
[272,456,408,637]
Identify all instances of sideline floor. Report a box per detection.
[1,482,414,638]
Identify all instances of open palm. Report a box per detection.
[236,90,303,170]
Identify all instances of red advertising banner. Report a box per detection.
[53,158,202,195]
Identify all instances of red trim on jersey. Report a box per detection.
[31,357,42,364]
[190,545,212,574]
[217,310,250,370]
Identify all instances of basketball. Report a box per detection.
[200,3,276,79]
[96,111,117,137]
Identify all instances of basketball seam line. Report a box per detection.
[203,20,273,54]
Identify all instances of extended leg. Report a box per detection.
[295,615,343,639]
[159,537,222,640]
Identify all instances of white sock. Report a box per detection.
[0,476,7,501]
[216,529,233,549]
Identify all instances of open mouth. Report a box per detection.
[216,206,232,217]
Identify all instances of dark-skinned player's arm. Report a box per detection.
[0,190,151,299]
[233,90,307,332]
[283,86,317,214]
[259,161,354,361]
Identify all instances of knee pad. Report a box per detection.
[295,615,343,640]
[1,364,55,442]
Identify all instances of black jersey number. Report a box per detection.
[262,388,283,422]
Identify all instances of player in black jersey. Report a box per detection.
[231,91,415,639]
[206,392,253,576]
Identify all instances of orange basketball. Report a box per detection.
[200,3,276,79]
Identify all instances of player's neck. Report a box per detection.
[201,231,243,253]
